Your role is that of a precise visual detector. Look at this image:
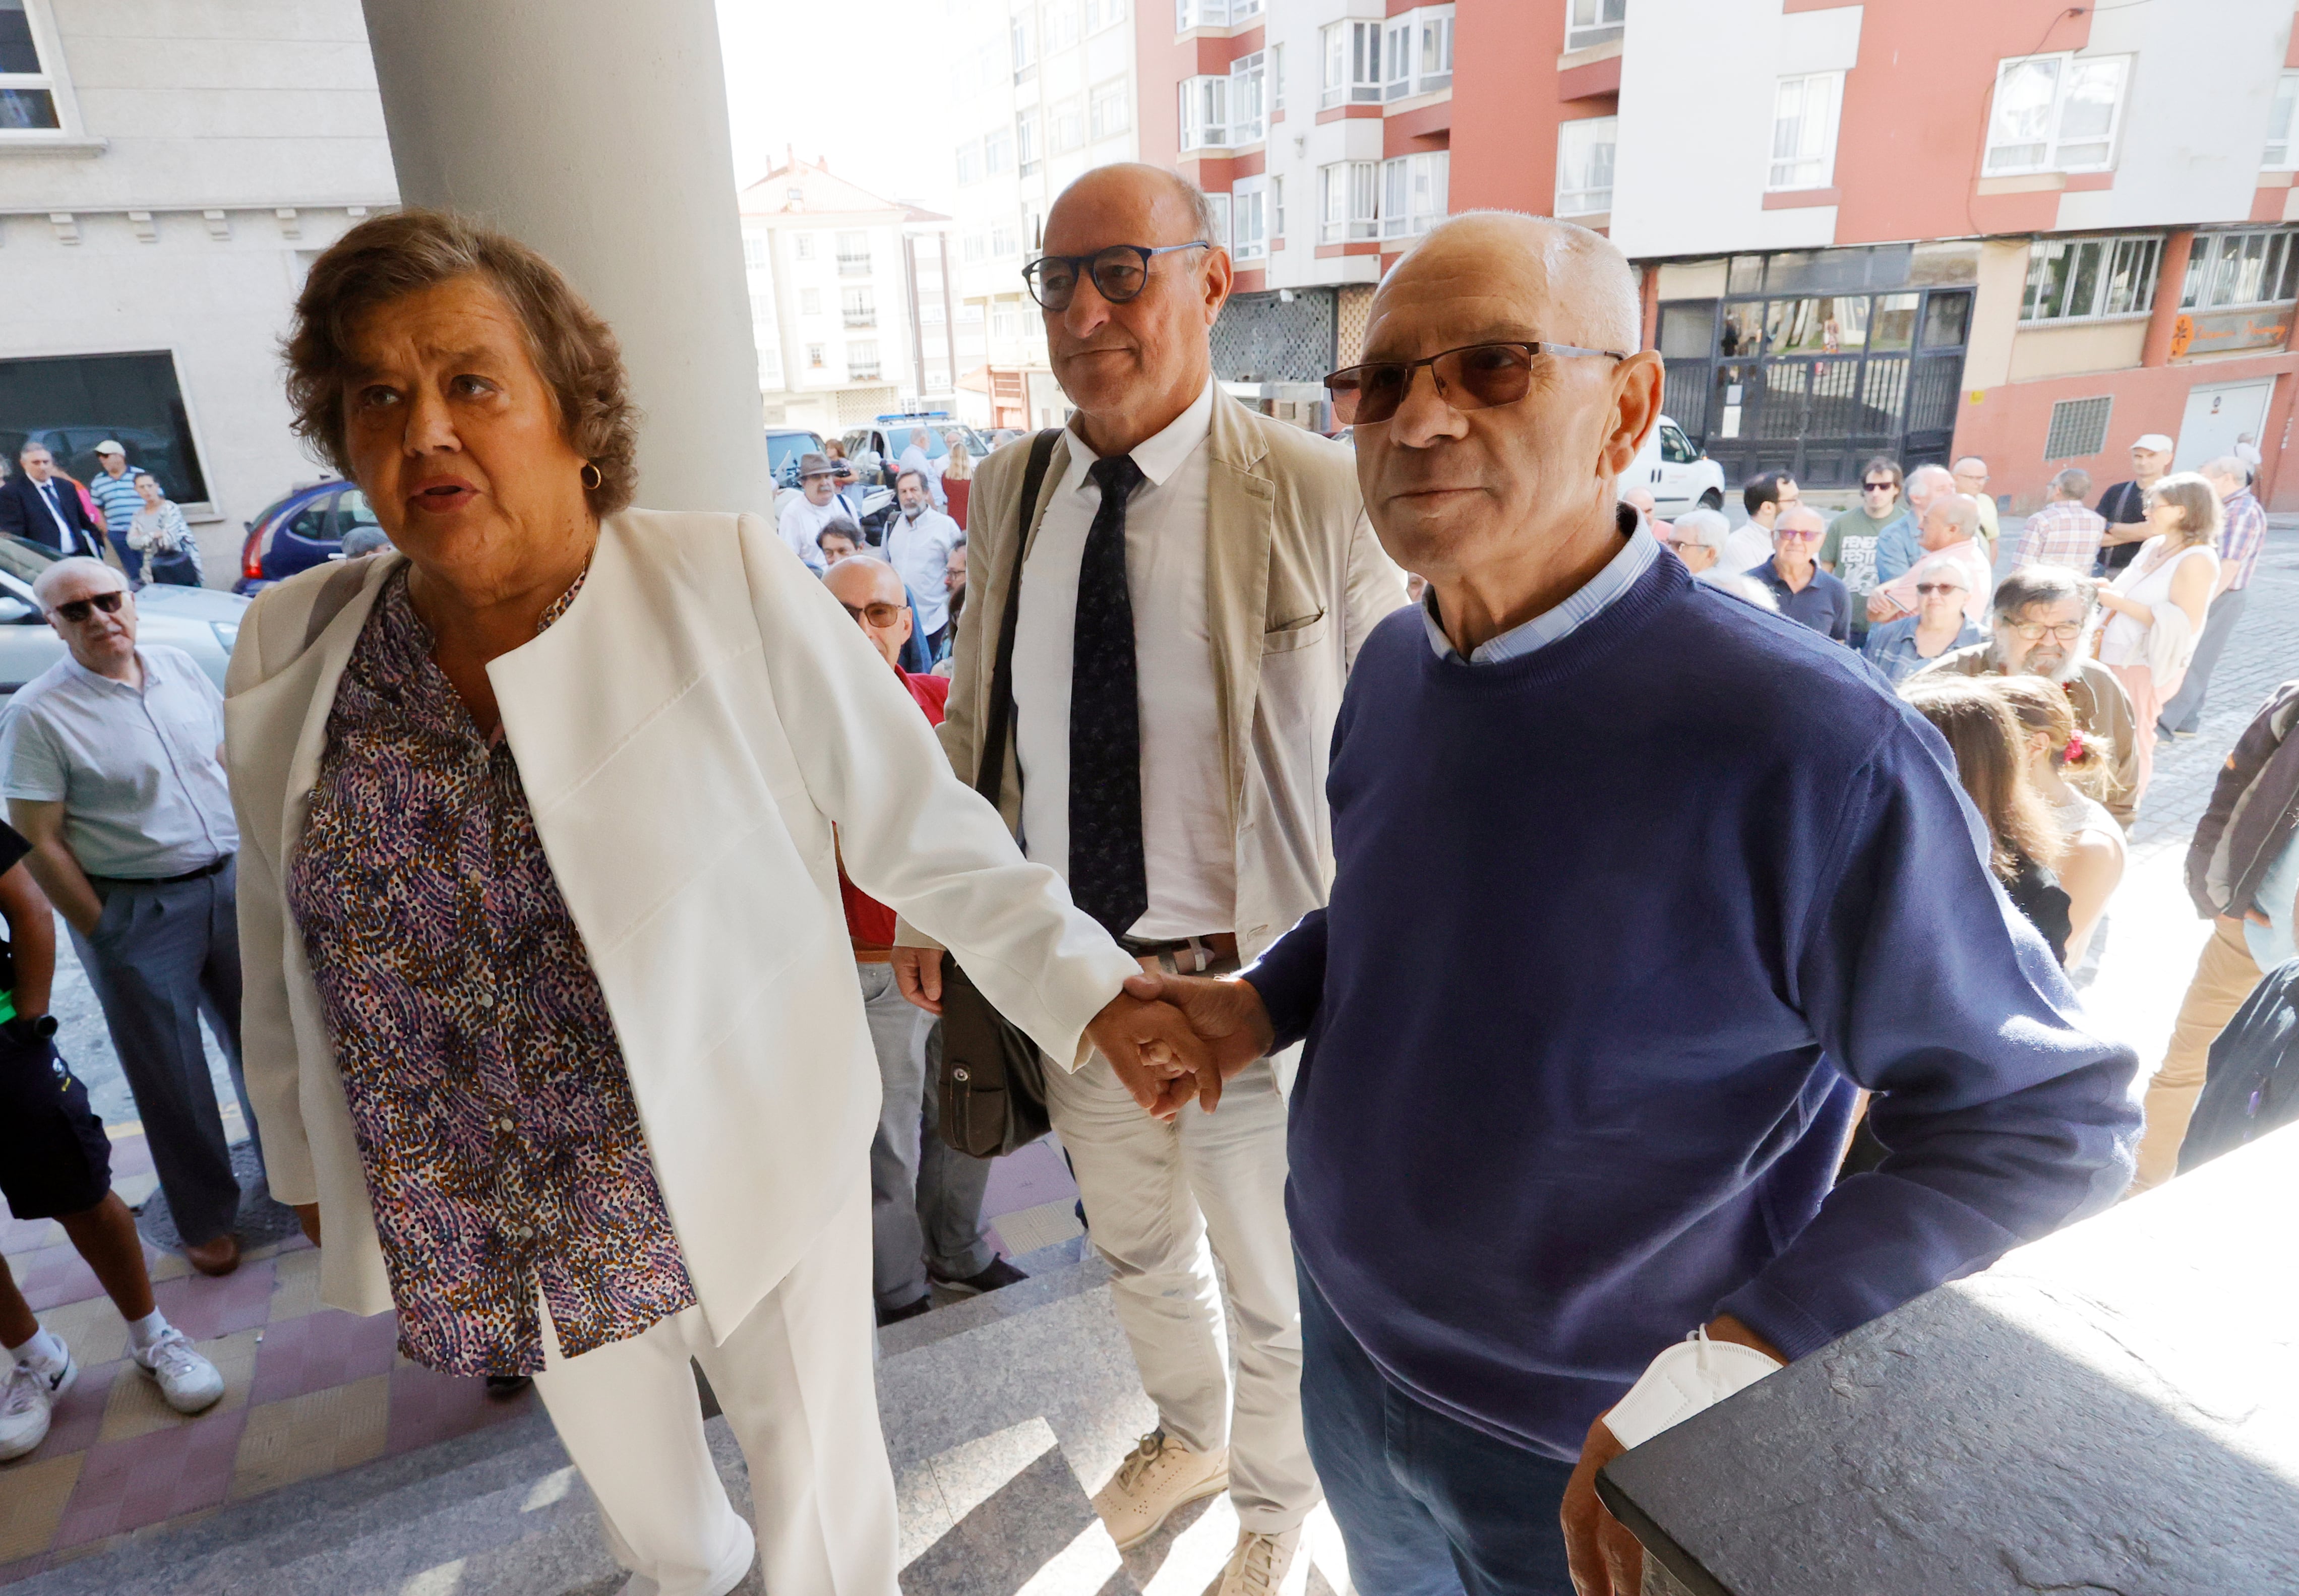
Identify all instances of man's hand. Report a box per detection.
[292,1202,321,1248]
[1084,992,1216,1122]
[1122,970,1275,1084]
[892,946,944,1016]
[1864,589,1907,624]
[1564,1313,1786,1595]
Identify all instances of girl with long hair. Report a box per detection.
[1989,676,2126,972]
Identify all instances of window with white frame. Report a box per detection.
[1566,0,1625,52]
[1769,72,1842,190]
[800,288,823,316]
[1206,193,1232,249]
[1983,53,2129,175]
[846,340,880,381]
[1010,15,1033,72]
[963,230,987,263]
[743,233,767,269]
[1380,151,1449,240]
[2182,227,2299,311]
[2021,234,2161,323]
[975,41,999,94]
[761,349,783,386]
[2267,70,2299,167]
[1052,97,1085,151]
[806,343,825,369]
[1090,78,1128,140]
[1086,0,1127,32]
[1321,20,1382,109]
[1179,74,1229,151]
[1232,179,1268,262]
[1230,52,1266,144]
[841,287,875,328]
[991,220,1019,257]
[1178,0,1259,26]
[1044,1,1078,52]
[1319,160,1378,243]
[1269,42,1284,112]
[1017,110,1039,172]
[836,232,870,275]
[1383,7,1452,101]
[985,126,1013,174]
[993,302,1020,339]
[1555,116,1616,216]
[957,141,982,185]
[795,233,817,259]
[0,0,69,134]
[749,291,773,323]
[1270,174,1284,240]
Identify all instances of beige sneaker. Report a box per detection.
[1216,1524,1302,1595]
[1091,1430,1230,1550]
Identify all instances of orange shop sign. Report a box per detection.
[2170,306,2294,359]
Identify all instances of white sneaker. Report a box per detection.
[0,1355,68,1461]
[1217,1525,1303,1595]
[135,1328,224,1415]
[1091,1430,1230,1551]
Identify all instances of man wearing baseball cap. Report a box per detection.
[776,451,839,575]
[85,442,148,586]
[2095,433,2174,578]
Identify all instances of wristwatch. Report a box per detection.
[1603,1326,1784,1451]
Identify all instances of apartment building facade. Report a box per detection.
[949,0,1140,429]
[1139,0,2299,508]
[738,157,957,437]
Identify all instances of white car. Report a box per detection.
[1624,414,1726,517]
[0,534,246,700]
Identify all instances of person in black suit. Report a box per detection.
[0,445,104,558]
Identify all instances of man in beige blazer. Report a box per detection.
[894,163,1405,1591]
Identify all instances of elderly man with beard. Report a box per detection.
[1913,565,2139,828]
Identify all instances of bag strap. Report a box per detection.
[974,429,1062,805]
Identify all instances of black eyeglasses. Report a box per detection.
[1022,243,1211,311]
[1323,340,1627,427]
[51,591,125,624]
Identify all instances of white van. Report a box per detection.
[1625,414,1726,516]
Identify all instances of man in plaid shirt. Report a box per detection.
[2160,456,2269,738]
[2013,467,2107,573]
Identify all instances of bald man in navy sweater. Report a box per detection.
[1128,213,2138,1596]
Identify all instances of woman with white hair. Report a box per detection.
[2095,472,2220,803]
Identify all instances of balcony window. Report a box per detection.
[1381,9,1452,102]
[1232,182,1267,263]
[2267,70,2299,167]
[846,341,880,382]
[1229,52,1266,145]
[1177,0,1257,28]
[2021,234,2162,323]
[1984,53,2129,175]
[743,233,767,270]
[841,287,875,329]
[1379,151,1449,240]
[1086,0,1127,32]
[957,141,982,185]
[1017,110,1039,173]
[1179,74,1229,151]
[1319,160,1378,243]
[1052,97,1084,152]
[985,126,1013,175]
[800,288,822,316]
[1090,78,1128,140]
[1045,1,1078,52]
[1566,0,1625,52]
[1555,115,1616,217]
[2182,227,2299,312]
[1320,20,1382,109]
[836,232,871,277]
[1768,72,1842,191]
[0,0,65,133]
[991,222,1019,257]
[1270,174,1284,240]
[1010,16,1033,72]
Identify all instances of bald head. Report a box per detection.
[824,552,905,609]
[1049,162,1219,248]
[1377,213,1640,356]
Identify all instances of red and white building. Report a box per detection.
[1136,0,2299,509]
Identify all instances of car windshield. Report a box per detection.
[879,422,990,462]
[0,535,59,586]
[765,432,823,483]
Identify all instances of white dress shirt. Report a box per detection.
[1721,521,1774,577]
[877,506,962,636]
[1011,381,1234,940]
[776,495,838,574]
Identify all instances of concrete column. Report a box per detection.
[358,0,768,515]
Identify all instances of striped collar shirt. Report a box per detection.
[2013,500,2108,573]
[2218,489,2268,591]
[1421,529,1661,665]
[86,468,143,534]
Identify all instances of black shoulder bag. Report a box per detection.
[937,428,1064,1158]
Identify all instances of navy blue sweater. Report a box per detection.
[1245,551,2139,1461]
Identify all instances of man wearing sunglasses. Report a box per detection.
[1819,457,1909,646]
[1124,213,2137,1596]
[1742,504,1848,642]
[893,162,1404,1594]
[0,559,254,1279]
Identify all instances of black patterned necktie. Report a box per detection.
[1069,454,1148,939]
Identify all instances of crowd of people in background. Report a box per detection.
[0,440,202,588]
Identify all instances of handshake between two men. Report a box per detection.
[891,948,1269,1122]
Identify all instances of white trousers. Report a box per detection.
[1042,1052,1319,1533]
[531,1178,900,1596]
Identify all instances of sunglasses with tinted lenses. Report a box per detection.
[1021,243,1212,312]
[1861,480,1898,494]
[839,600,906,629]
[1323,340,1628,427]
[52,591,126,624]
[1914,582,1967,596]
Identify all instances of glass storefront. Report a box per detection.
[1658,242,1977,488]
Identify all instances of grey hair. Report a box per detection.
[32,556,123,608]
[1670,507,1731,550]
[2200,455,2250,483]
[1932,494,1981,538]
[17,441,51,462]
[2050,466,2092,501]
[1953,456,1988,475]
[894,467,930,494]
[1906,463,1955,498]
[1991,565,2093,623]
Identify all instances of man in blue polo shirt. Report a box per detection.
[1127,213,2136,1596]
[1744,503,1848,642]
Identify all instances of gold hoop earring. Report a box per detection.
[580,461,603,490]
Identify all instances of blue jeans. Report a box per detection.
[1299,1258,1576,1595]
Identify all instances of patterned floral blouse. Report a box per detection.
[285,567,696,1376]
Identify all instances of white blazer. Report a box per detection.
[224,509,1138,1333]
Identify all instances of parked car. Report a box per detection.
[235,480,384,595]
[0,533,246,699]
[1623,414,1726,516]
[839,415,996,484]
[765,426,827,490]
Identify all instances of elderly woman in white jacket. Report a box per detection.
[227,210,1203,1596]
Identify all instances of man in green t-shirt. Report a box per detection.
[1821,457,1911,643]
